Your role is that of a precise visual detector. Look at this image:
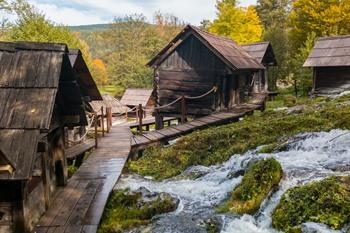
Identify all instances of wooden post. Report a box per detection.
[107,107,112,133]
[138,104,143,134]
[101,107,105,137]
[155,109,164,130]
[181,95,187,124]
[94,113,98,148]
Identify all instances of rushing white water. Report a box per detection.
[116,129,350,233]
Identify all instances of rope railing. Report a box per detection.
[67,113,96,144]
[143,86,217,112]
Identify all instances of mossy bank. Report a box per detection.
[98,188,179,233]
[272,176,350,233]
[128,95,350,180]
[218,158,283,214]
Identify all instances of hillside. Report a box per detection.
[68,23,111,32]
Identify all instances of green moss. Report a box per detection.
[98,189,178,233]
[127,95,350,180]
[284,95,297,107]
[218,158,283,214]
[272,176,350,232]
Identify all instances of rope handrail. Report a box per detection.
[68,113,96,144]
[143,86,217,112]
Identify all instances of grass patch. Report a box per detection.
[272,176,350,232]
[218,158,283,214]
[98,189,178,233]
[128,95,350,180]
[98,85,124,98]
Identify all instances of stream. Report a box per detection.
[116,129,350,233]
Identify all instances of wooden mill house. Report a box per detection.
[304,35,350,95]
[148,25,265,128]
[242,42,277,93]
[0,42,99,233]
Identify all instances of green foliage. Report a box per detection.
[209,1,263,44]
[98,189,178,233]
[272,176,350,232]
[218,158,283,214]
[283,95,297,107]
[77,13,184,96]
[128,95,350,180]
[256,0,291,90]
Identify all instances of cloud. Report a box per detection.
[28,0,257,26]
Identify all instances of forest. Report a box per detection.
[2,0,350,97]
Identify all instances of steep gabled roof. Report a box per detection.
[68,49,102,101]
[120,88,153,107]
[304,35,350,67]
[242,42,277,66]
[148,25,264,70]
[0,41,87,180]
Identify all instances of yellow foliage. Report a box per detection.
[91,59,108,86]
[289,0,350,49]
[209,3,263,44]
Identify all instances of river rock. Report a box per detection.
[286,105,307,115]
[175,165,211,180]
[227,169,245,179]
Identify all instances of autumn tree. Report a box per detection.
[289,0,350,51]
[91,59,109,86]
[209,0,263,44]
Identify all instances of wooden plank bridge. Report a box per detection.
[32,94,266,233]
[32,126,132,233]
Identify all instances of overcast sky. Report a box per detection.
[27,0,257,26]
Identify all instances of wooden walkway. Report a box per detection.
[32,126,132,233]
[131,102,263,152]
[66,139,95,161]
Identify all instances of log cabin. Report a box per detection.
[90,93,129,116]
[304,35,350,95]
[0,41,89,233]
[241,42,277,93]
[147,25,264,126]
[120,89,154,118]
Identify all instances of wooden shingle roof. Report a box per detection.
[304,35,350,67]
[90,94,129,114]
[242,42,277,66]
[148,25,264,70]
[0,41,87,180]
[68,49,102,101]
[120,88,153,107]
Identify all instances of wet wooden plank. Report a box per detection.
[66,139,95,160]
[33,126,131,233]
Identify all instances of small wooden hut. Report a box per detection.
[0,41,88,233]
[242,42,277,93]
[304,35,350,95]
[120,88,154,109]
[90,94,129,115]
[148,25,264,124]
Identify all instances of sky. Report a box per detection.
[27,0,257,26]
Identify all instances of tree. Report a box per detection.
[91,59,109,86]
[289,0,350,51]
[290,32,316,96]
[209,0,263,44]
[256,0,291,90]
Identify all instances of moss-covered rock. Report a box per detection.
[218,158,283,214]
[98,188,179,233]
[127,95,350,180]
[272,176,350,233]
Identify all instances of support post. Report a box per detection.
[181,95,187,124]
[155,109,164,130]
[101,106,105,137]
[138,104,143,134]
[107,107,112,133]
[94,113,98,148]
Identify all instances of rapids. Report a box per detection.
[116,129,350,233]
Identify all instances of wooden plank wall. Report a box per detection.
[156,35,227,116]
[315,66,350,94]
